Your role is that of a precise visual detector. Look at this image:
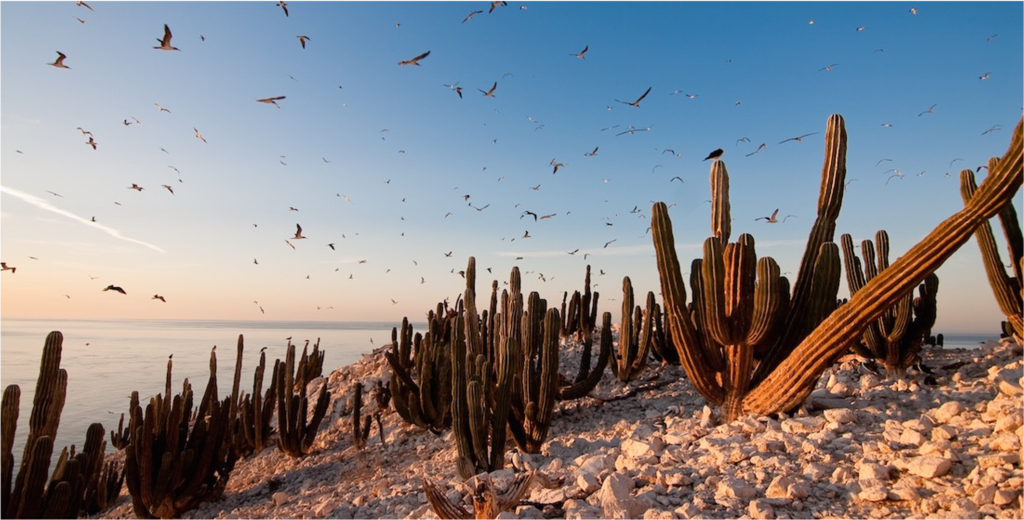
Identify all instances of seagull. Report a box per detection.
[297,35,310,49]
[572,45,589,59]
[77,127,92,136]
[818,64,837,72]
[285,240,295,250]
[292,224,306,239]
[278,1,289,16]
[881,123,893,128]
[735,138,750,145]
[704,148,724,161]
[256,96,286,107]
[462,10,483,23]
[103,285,127,295]
[979,72,990,81]
[886,170,905,184]
[46,191,62,198]
[155,103,171,113]
[479,82,497,97]
[398,50,430,66]
[875,158,892,167]
[584,146,599,157]
[162,185,174,194]
[856,26,866,31]
[49,51,70,69]
[981,125,1001,135]
[523,230,531,238]
[522,210,538,221]
[779,132,818,144]
[488,1,506,13]
[154,24,180,51]
[129,184,143,191]
[444,83,463,98]
[910,7,917,14]
[152,295,166,302]
[77,0,94,10]
[918,104,937,117]
[616,87,652,107]
[551,160,565,174]
[1,263,15,274]
[194,128,207,143]
[986,34,997,41]
[86,137,98,150]
[603,239,617,248]
[949,158,964,167]
[755,209,796,223]
[746,143,766,157]
[670,176,683,183]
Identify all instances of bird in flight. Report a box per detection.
[86,136,98,150]
[297,35,310,49]
[285,240,295,250]
[670,176,684,183]
[488,1,507,13]
[779,133,818,144]
[155,103,171,113]
[982,125,1001,135]
[128,184,143,191]
[162,185,174,194]
[292,224,306,239]
[572,45,589,59]
[881,123,892,128]
[875,158,893,167]
[604,239,617,248]
[704,148,724,161]
[584,146,599,157]
[278,1,289,16]
[551,159,565,174]
[257,96,286,108]
[979,72,990,81]
[154,24,180,51]
[910,7,917,15]
[818,64,837,72]
[479,82,498,97]
[398,50,430,66]
[152,295,166,302]
[444,83,463,99]
[194,128,207,143]
[327,243,335,250]
[616,87,652,108]
[1,262,15,274]
[103,285,127,294]
[918,104,937,117]
[746,143,766,157]
[522,210,538,221]
[77,0,94,10]
[755,209,796,223]
[49,51,70,69]
[735,138,750,145]
[462,10,483,23]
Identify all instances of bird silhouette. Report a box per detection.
[257,96,286,107]
[154,24,180,51]
[479,82,498,97]
[1,262,16,274]
[779,133,818,144]
[278,1,289,16]
[462,10,483,23]
[297,35,310,49]
[292,224,306,239]
[49,51,70,69]
[152,295,166,302]
[572,45,589,59]
[616,87,652,107]
[103,285,127,294]
[398,50,430,66]
[704,148,724,161]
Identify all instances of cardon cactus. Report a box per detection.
[276,342,330,457]
[351,382,372,449]
[653,115,1023,421]
[239,349,279,457]
[841,230,940,377]
[423,472,536,520]
[555,266,609,400]
[124,348,237,518]
[110,391,141,450]
[960,165,1023,341]
[609,277,656,382]
[385,315,453,433]
[507,294,560,454]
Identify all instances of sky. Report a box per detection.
[1,1,1021,333]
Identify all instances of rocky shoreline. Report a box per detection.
[95,334,1023,520]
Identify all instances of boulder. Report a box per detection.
[598,472,647,519]
[906,456,953,478]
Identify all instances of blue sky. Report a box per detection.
[1,1,1021,332]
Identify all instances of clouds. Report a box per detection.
[1,185,166,253]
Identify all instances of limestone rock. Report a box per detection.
[598,472,647,520]
[748,498,775,519]
[906,456,953,478]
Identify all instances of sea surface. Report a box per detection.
[0,317,999,469]
[0,317,416,468]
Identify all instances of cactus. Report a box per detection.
[649,300,680,365]
[298,339,326,388]
[423,471,536,520]
[351,382,372,449]
[371,381,390,449]
[841,231,940,377]
[653,115,1023,420]
[276,342,330,457]
[110,391,141,450]
[239,349,278,457]
[124,347,237,518]
[2,385,20,516]
[960,166,1023,340]
[385,316,453,433]
[609,277,656,382]
[507,295,560,454]
[557,312,613,401]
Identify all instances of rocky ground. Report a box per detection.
[96,334,1024,520]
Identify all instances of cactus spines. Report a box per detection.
[276,342,330,457]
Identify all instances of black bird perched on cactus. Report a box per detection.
[703,148,724,161]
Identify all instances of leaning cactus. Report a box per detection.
[653,115,1023,421]
[124,348,237,518]
[609,277,656,382]
[841,231,940,377]
[960,165,1023,340]
[276,342,331,457]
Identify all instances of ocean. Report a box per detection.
[0,317,415,469]
[0,317,999,469]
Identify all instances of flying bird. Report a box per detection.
[297,35,310,49]
[128,184,143,191]
[398,50,430,66]
[745,143,767,156]
[444,83,463,98]
[584,146,599,157]
[49,51,70,69]
[603,239,617,248]
[479,82,498,97]
[1,262,15,274]
[77,0,94,10]
[86,137,98,150]
[754,209,795,223]
[551,160,565,174]
[488,1,507,13]
[103,285,127,295]
[979,72,990,81]
[616,87,652,107]
[193,127,207,143]
[818,64,837,72]
[162,185,174,194]
[155,103,171,113]
[292,224,306,239]
[779,133,818,144]
[152,295,166,302]
[918,104,937,117]
[704,148,724,161]
[278,1,289,16]
[572,45,589,59]
[154,24,180,51]
[982,125,1001,135]
[670,176,684,183]
[256,96,286,107]
[462,10,483,23]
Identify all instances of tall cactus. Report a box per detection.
[609,277,656,382]
[276,342,330,457]
[239,350,278,457]
[508,296,560,454]
[385,315,453,432]
[351,382,372,449]
[653,115,1023,420]
[960,165,1023,339]
[841,231,940,376]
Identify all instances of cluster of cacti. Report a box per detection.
[109,391,140,450]
[385,315,454,433]
[351,382,372,449]
[48,422,124,516]
[559,265,600,341]
[124,348,237,518]
[609,276,656,382]
[555,266,610,401]
[299,339,326,386]
[652,115,1022,421]
[423,472,536,520]
[276,342,331,457]
[960,164,1023,341]
[649,299,680,365]
[238,347,279,457]
[841,230,940,376]
[506,292,561,455]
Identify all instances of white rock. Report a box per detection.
[273,491,289,507]
[780,416,826,434]
[642,510,677,519]
[994,411,1023,432]
[973,484,997,506]
[994,369,1023,397]
[934,401,964,423]
[899,429,926,447]
[699,405,717,428]
[622,436,664,459]
[931,424,957,441]
[859,484,889,502]
[993,489,1018,506]
[906,456,953,478]
[598,472,646,520]
[824,408,856,425]
[577,473,601,494]
[716,477,757,500]
[515,505,545,519]
[675,503,701,519]
[748,498,775,519]
[989,432,1022,452]
[495,512,517,520]
[857,462,891,482]
[577,454,615,479]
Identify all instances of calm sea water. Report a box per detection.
[0,317,998,469]
[0,317,416,468]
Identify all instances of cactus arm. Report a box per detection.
[558,313,612,400]
[710,161,731,243]
[743,117,1022,415]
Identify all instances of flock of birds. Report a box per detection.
[3,2,1014,320]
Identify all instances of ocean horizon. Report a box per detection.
[0,316,1001,469]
